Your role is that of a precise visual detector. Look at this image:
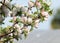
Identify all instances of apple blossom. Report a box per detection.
[41,11,49,17]
[35,0,41,8]
[28,1,34,7]
[14,24,21,29]
[21,17,27,23]
[27,17,32,24]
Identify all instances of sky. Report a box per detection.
[2,0,60,30]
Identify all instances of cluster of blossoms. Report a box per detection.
[0,0,52,43]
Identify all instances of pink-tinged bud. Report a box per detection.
[27,17,32,24]
[44,17,48,21]
[35,0,41,8]
[14,24,21,29]
[41,11,49,17]
[21,17,27,23]
[28,1,34,7]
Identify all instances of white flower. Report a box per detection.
[28,1,34,7]
[27,17,32,24]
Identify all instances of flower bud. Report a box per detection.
[41,11,49,17]
[28,1,34,7]
[21,17,27,23]
[14,24,21,29]
[27,17,32,24]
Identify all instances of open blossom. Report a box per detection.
[27,17,32,24]
[28,1,34,7]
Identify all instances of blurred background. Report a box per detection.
[3,0,60,43]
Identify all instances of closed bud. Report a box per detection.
[41,10,49,17]
[28,1,34,7]
[35,1,41,8]
[14,24,21,29]
[21,17,27,23]
[27,17,32,24]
